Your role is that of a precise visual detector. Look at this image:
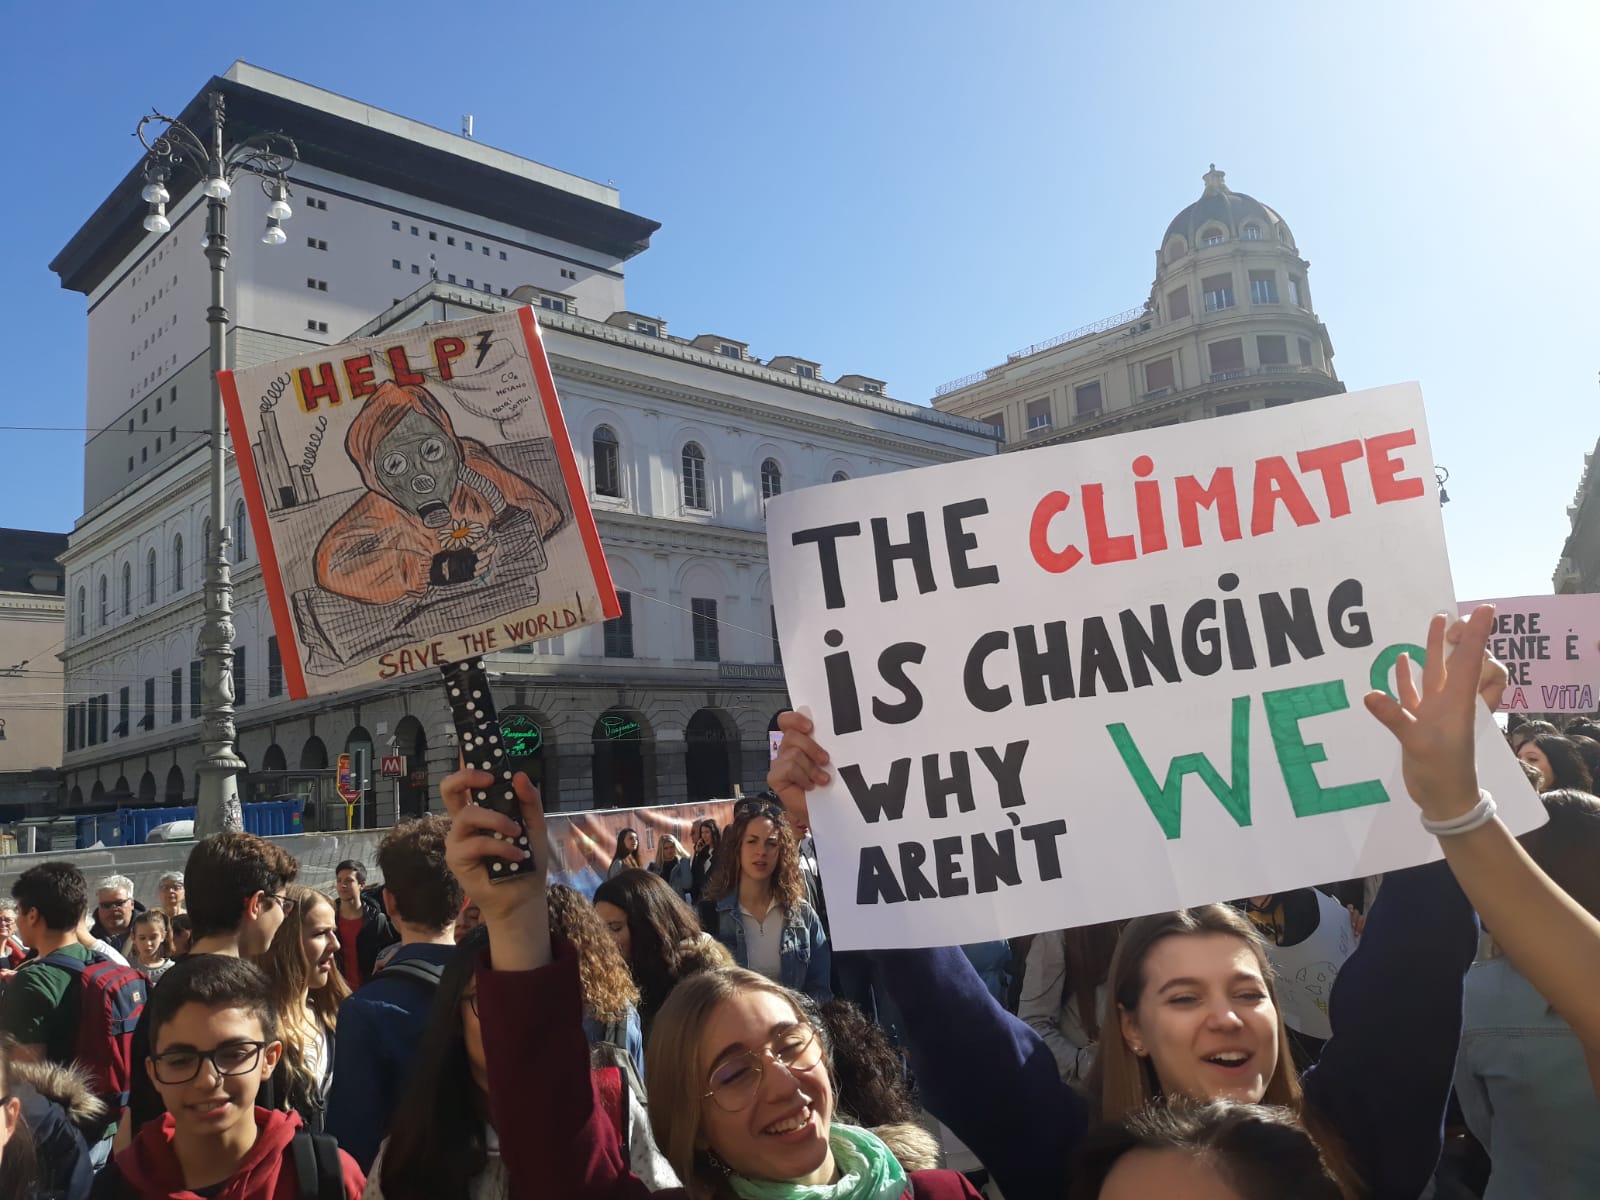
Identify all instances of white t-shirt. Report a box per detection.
[737,903,785,982]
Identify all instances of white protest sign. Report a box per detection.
[1458,593,1600,714]
[766,383,1545,951]
[1262,890,1356,1042]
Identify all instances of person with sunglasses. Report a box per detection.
[89,877,142,957]
[435,765,981,1200]
[93,954,363,1199]
[705,797,832,1003]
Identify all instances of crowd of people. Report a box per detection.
[0,606,1595,1198]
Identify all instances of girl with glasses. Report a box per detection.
[437,767,981,1200]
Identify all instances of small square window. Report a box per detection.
[465,278,474,288]
[499,250,507,260]
[465,241,473,251]
[448,273,457,284]
[317,280,327,291]
[392,259,402,270]
[411,225,419,236]
[392,220,400,231]
[482,245,490,256]
[412,264,420,275]
[446,236,456,246]
[429,231,437,241]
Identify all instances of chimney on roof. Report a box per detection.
[462,115,475,139]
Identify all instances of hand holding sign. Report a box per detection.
[768,711,831,836]
[440,765,550,972]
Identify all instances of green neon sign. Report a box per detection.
[500,714,543,756]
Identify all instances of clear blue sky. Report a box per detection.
[2,0,1594,602]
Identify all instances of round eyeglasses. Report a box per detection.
[151,1040,269,1085]
[702,1025,823,1113]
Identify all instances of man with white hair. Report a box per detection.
[88,874,139,954]
[155,871,185,919]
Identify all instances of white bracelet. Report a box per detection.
[1420,789,1497,837]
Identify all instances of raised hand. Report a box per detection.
[767,710,832,833]
[439,766,552,970]
[1363,604,1495,823]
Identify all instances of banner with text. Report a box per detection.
[766,383,1545,950]
[220,308,617,698]
[1459,593,1600,714]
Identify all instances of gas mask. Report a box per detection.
[374,409,461,529]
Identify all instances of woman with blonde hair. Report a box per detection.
[649,834,693,897]
[253,882,349,1131]
[435,763,981,1199]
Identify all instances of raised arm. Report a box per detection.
[1366,606,1600,1057]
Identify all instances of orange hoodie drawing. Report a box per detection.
[313,382,563,605]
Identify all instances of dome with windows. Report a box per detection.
[1160,166,1293,262]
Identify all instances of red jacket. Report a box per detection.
[104,1108,364,1200]
[476,942,980,1200]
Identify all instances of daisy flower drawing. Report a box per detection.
[437,520,487,549]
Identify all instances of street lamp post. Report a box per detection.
[136,91,297,836]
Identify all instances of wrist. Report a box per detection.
[1415,782,1483,823]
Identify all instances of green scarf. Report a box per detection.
[727,1124,909,1200]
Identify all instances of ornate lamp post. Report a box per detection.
[136,92,298,835]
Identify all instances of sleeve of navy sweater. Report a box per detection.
[875,946,1087,1200]
[1302,860,1479,1200]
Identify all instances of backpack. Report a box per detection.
[371,957,445,991]
[38,952,147,1117]
[290,1130,346,1200]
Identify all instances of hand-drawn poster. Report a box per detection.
[1458,592,1600,714]
[1262,889,1356,1041]
[220,308,618,699]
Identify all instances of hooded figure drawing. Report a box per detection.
[314,381,563,604]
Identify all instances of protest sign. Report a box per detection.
[1262,889,1356,1041]
[766,383,1546,950]
[1458,593,1600,714]
[220,308,617,699]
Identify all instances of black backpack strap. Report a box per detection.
[312,1133,344,1200]
[291,1130,318,1199]
[372,959,445,990]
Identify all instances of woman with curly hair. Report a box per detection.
[592,869,731,1040]
[545,884,646,1080]
[704,797,831,1002]
[252,882,349,1131]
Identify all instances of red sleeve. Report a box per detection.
[475,942,685,1200]
[911,1170,986,1199]
[339,1149,366,1200]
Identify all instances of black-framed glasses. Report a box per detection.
[702,1025,823,1113]
[733,795,785,823]
[263,893,297,916]
[151,1040,270,1085]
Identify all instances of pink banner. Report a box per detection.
[1460,593,1600,713]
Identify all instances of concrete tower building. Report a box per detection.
[932,167,1344,444]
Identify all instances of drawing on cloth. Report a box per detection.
[221,307,617,699]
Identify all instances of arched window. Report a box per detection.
[146,548,157,605]
[121,563,131,616]
[172,533,184,591]
[98,575,108,626]
[1201,227,1225,247]
[681,442,707,511]
[760,458,783,502]
[234,501,248,562]
[592,426,621,498]
[1242,223,1262,241]
[831,470,849,484]
[76,586,85,637]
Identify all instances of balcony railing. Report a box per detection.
[933,304,1146,396]
[1210,369,1249,382]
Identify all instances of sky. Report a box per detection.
[0,0,1595,603]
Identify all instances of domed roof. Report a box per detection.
[1161,166,1292,251]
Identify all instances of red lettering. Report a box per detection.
[1082,484,1137,564]
[1175,468,1241,547]
[1365,429,1426,504]
[1131,456,1167,554]
[534,612,552,634]
[1295,439,1363,518]
[1250,455,1319,536]
[433,336,466,381]
[342,354,377,399]
[386,346,425,387]
[294,362,341,413]
[1029,492,1083,574]
[377,651,399,680]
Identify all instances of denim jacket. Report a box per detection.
[713,893,832,1001]
[1456,956,1600,1199]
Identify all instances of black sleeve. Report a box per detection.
[18,1088,93,1200]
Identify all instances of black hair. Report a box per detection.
[335,860,368,884]
[1524,732,1594,792]
[1069,1101,1344,1199]
[592,869,707,1036]
[379,928,487,1200]
[146,954,277,1050]
[184,833,299,941]
[10,862,88,932]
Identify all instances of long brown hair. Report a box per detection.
[253,884,349,1101]
[703,807,804,914]
[545,884,639,1025]
[1087,906,1362,1196]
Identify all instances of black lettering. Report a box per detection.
[1119,605,1180,688]
[1260,588,1323,667]
[856,847,906,904]
[871,512,937,602]
[898,841,939,900]
[943,499,1000,589]
[792,522,862,609]
[932,836,970,898]
[839,760,911,823]
[922,752,974,820]
[1221,597,1257,670]
[823,639,861,735]
[1182,599,1223,676]
[1020,819,1069,881]
[872,642,926,725]
[1078,616,1129,697]
[1328,578,1373,648]
[972,828,1022,894]
[976,740,1030,808]
[963,631,1012,713]
[1569,634,1580,661]
[1015,621,1074,705]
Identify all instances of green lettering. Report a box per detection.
[1264,679,1389,817]
[1108,696,1252,839]
[1368,642,1426,701]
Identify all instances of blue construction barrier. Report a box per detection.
[75,801,304,849]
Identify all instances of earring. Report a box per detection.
[1131,1044,1146,1056]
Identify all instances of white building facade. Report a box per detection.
[54,63,996,823]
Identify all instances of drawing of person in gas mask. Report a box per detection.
[314,381,563,604]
